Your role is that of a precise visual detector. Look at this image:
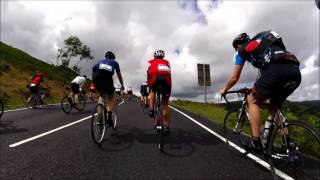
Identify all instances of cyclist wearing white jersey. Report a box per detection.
[71,75,87,105]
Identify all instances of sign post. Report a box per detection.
[197,64,211,103]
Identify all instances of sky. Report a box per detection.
[1,0,319,102]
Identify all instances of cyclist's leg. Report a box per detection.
[162,97,170,128]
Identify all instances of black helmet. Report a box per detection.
[232,33,250,48]
[153,50,165,58]
[105,51,115,59]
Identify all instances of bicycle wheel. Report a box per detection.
[268,120,320,180]
[155,95,164,151]
[77,95,86,111]
[112,105,117,129]
[223,109,251,147]
[61,96,72,114]
[0,100,4,119]
[91,104,106,144]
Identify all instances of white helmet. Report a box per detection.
[153,50,165,58]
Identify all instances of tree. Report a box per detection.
[57,35,94,71]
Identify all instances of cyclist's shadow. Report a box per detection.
[0,120,28,135]
[99,126,221,158]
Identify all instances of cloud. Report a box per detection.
[1,0,319,102]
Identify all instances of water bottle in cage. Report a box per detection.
[263,116,273,138]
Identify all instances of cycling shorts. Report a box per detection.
[89,88,96,93]
[92,71,115,96]
[29,84,39,94]
[71,83,80,94]
[141,89,149,97]
[148,74,171,97]
[252,63,301,105]
[127,90,133,95]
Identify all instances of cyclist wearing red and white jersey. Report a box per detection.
[26,72,45,104]
[147,50,172,135]
[89,82,96,100]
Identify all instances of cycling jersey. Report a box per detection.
[140,83,149,96]
[147,58,172,97]
[92,58,121,95]
[32,75,43,87]
[71,76,86,86]
[89,82,95,89]
[92,58,120,75]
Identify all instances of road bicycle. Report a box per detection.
[91,94,118,145]
[222,88,320,179]
[154,86,165,151]
[26,87,49,108]
[0,99,4,119]
[61,87,86,114]
[141,95,149,114]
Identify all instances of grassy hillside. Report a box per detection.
[0,42,79,109]
[170,99,320,130]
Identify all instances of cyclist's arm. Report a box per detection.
[221,64,244,93]
[116,71,124,88]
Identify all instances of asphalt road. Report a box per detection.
[1,99,278,180]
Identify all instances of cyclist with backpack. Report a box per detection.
[219,30,301,152]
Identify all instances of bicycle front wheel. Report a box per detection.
[223,110,251,147]
[61,96,72,114]
[268,120,320,180]
[91,104,106,144]
[0,100,4,119]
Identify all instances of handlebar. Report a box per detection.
[221,87,252,103]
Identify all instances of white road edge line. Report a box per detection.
[4,103,60,113]
[9,102,124,148]
[9,115,92,148]
[169,105,294,180]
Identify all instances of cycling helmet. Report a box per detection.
[153,50,165,58]
[232,33,250,48]
[105,51,115,59]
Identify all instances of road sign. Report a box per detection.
[197,64,211,103]
[197,64,211,86]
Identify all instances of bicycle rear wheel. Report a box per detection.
[61,96,72,114]
[91,104,106,144]
[77,95,86,111]
[268,120,320,180]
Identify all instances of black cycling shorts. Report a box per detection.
[149,75,171,98]
[71,83,80,94]
[92,71,115,96]
[140,89,149,97]
[253,63,301,105]
[127,90,133,95]
[29,85,38,94]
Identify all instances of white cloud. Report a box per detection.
[1,0,319,101]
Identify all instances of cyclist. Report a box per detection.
[127,86,133,101]
[89,82,96,100]
[70,75,87,106]
[92,51,124,127]
[147,50,172,135]
[26,72,45,105]
[219,31,301,152]
[140,81,149,107]
[114,84,122,99]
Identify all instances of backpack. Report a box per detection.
[239,30,287,69]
